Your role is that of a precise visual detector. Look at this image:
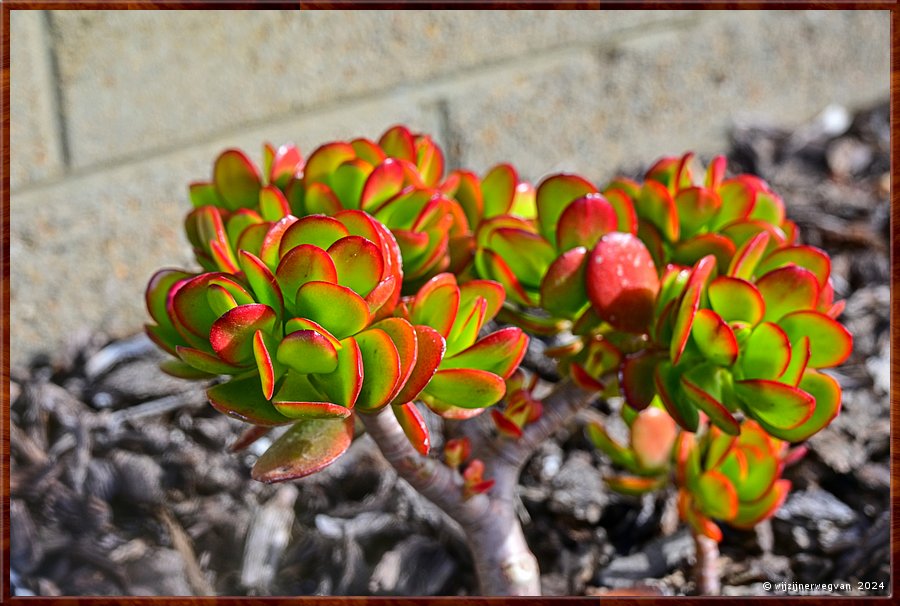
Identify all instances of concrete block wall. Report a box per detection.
[9,9,890,368]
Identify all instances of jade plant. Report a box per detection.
[145,130,852,596]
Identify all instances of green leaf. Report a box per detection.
[272,373,351,420]
[555,194,618,252]
[392,403,431,455]
[378,125,416,161]
[309,337,363,408]
[539,247,589,320]
[757,245,831,289]
[253,330,283,400]
[445,297,487,357]
[654,361,699,432]
[391,325,445,405]
[675,186,721,238]
[756,265,820,322]
[681,368,740,436]
[189,182,221,208]
[727,231,770,281]
[259,185,291,222]
[209,304,278,365]
[275,244,338,308]
[424,368,506,409]
[280,215,350,255]
[635,180,679,242]
[328,159,371,210]
[731,479,791,529]
[303,182,344,215]
[669,255,716,363]
[672,234,736,275]
[441,327,527,379]
[213,149,262,211]
[535,173,598,246]
[295,281,371,340]
[621,351,665,411]
[303,142,357,187]
[328,236,384,298]
[459,280,506,323]
[237,251,285,321]
[691,308,738,367]
[410,274,460,338]
[360,158,405,210]
[756,369,841,442]
[207,374,293,426]
[481,163,517,218]
[740,322,791,380]
[735,379,814,432]
[777,310,852,369]
[355,328,402,411]
[177,346,245,375]
[708,276,765,325]
[277,329,340,375]
[251,417,354,483]
[486,228,556,290]
[695,471,739,520]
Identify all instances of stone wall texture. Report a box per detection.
[9,9,890,367]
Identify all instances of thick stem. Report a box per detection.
[693,531,721,596]
[358,380,598,596]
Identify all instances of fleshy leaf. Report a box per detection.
[441,327,528,379]
[272,373,351,420]
[731,480,791,529]
[761,369,842,442]
[237,251,285,320]
[635,180,679,242]
[779,336,811,387]
[210,304,277,365]
[681,371,740,436]
[459,280,505,323]
[605,475,666,496]
[251,417,354,483]
[295,281,371,340]
[670,255,716,364]
[277,329,340,375]
[253,330,282,400]
[735,379,815,432]
[487,228,557,289]
[756,265,820,322]
[445,297,487,357]
[280,215,350,254]
[672,234,736,274]
[777,310,852,368]
[391,325,445,405]
[475,248,535,307]
[309,337,363,409]
[481,164,517,218]
[740,322,791,380]
[539,247,589,320]
[757,245,831,289]
[708,276,765,325]
[586,232,660,334]
[410,274,460,338]
[207,374,293,426]
[303,142,357,187]
[177,346,245,375]
[275,244,338,307]
[631,407,678,470]
[655,362,699,432]
[360,158,405,210]
[328,236,384,298]
[675,186,721,238]
[303,182,344,216]
[214,149,262,211]
[604,188,638,234]
[696,471,739,520]
[621,351,665,410]
[535,174,598,246]
[355,328,402,410]
[555,195,618,252]
[424,369,506,409]
[259,185,291,222]
[727,231,770,281]
[392,403,431,455]
[691,309,738,367]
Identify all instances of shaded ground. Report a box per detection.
[10,101,890,596]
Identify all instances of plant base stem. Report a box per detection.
[693,531,721,595]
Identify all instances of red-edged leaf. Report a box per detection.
[735,379,815,432]
[159,358,216,380]
[259,185,291,222]
[145,268,193,335]
[275,244,338,307]
[252,330,281,400]
[492,409,523,439]
[631,407,678,470]
[277,329,340,375]
[587,232,660,334]
[757,245,831,289]
[605,475,666,496]
[303,182,344,215]
[691,309,739,367]
[214,149,262,211]
[604,188,638,234]
[210,304,278,364]
[441,327,527,379]
[636,180,679,242]
[675,186,721,238]
[655,362,699,432]
[229,424,272,453]
[681,373,740,436]
[328,236,384,298]
[424,369,506,409]
[309,337,363,409]
[570,363,605,392]
[705,156,727,190]
[267,143,303,189]
[445,297,487,357]
[487,228,556,289]
[459,280,505,323]
[777,310,852,368]
[189,181,221,208]
[280,214,350,255]
[761,369,841,442]
[779,336,811,387]
[303,142,357,187]
[207,374,293,426]
[556,194,619,252]
[481,164,517,218]
[621,351,665,410]
[295,281,371,340]
[391,325,446,405]
[535,173,598,246]
[474,248,534,307]
[259,216,299,270]
[328,158,371,210]
[272,373,351,420]
[392,403,431,455]
[372,317,418,399]
[350,137,387,165]
[727,231,770,281]
[539,247,589,320]
[712,178,757,230]
[731,479,791,529]
[360,158,405,210]
[740,322,791,380]
[251,417,354,483]
[237,250,285,320]
[672,234,736,274]
[415,135,444,187]
[756,265,820,322]
[696,471,739,520]
[355,328,402,410]
[410,273,460,337]
[670,255,717,363]
[177,346,245,375]
[708,276,765,325]
[378,125,416,161]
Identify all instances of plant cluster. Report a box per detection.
[146,127,852,595]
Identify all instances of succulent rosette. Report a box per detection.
[393,272,529,421]
[675,421,797,542]
[284,125,471,289]
[603,152,799,273]
[623,243,851,442]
